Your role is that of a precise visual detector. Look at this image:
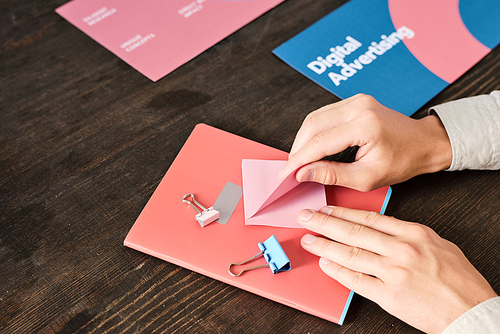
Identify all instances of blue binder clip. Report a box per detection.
[228,235,291,277]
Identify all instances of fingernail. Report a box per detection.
[320,257,331,265]
[319,206,333,216]
[301,169,315,182]
[302,234,317,245]
[298,209,314,222]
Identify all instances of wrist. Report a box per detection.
[417,115,452,174]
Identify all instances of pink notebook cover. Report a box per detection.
[124,124,392,324]
[56,0,284,81]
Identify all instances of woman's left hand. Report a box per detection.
[297,206,497,334]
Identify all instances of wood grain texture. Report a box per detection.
[1,0,499,333]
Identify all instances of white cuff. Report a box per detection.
[430,91,500,171]
[441,296,500,334]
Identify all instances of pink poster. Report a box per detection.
[56,0,284,81]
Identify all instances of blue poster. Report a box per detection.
[273,0,500,116]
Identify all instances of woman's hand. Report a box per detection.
[297,206,498,333]
[279,94,452,191]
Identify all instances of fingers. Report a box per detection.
[279,94,371,181]
[294,160,377,192]
[278,94,380,180]
[322,206,405,236]
[301,234,384,277]
[279,121,363,181]
[317,256,384,301]
[297,208,395,256]
[295,160,341,184]
[289,94,365,156]
[297,207,399,301]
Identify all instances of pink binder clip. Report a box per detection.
[182,193,219,227]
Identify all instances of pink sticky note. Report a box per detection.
[242,159,326,228]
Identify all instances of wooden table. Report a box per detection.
[1,0,499,333]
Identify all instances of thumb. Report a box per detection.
[295,161,376,192]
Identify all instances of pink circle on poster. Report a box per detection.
[388,0,490,83]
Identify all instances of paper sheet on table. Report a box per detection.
[242,159,326,228]
[56,0,285,82]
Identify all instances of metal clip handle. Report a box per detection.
[182,193,208,214]
[228,251,269,277]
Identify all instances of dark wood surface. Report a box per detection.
[1,1,499,333]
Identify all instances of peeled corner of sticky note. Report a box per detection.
[242,159,326,228]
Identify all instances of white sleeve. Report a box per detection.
[441,296,500,334]
[430,91,500,171]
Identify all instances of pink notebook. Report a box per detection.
[124,124,392,324]
[56,0,284,81]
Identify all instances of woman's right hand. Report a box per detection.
[279,94,452,191]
